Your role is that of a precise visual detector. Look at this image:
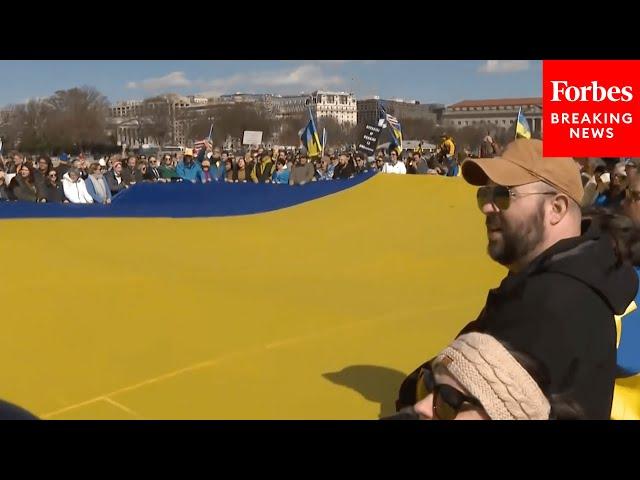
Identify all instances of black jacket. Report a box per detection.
[9,176,37,202]
[255,160,274,183]
[105,171,127,196]
[33,170,48,190]
[333,161,355,180]
[397,221,638,419]
[144,166,162,182]
[121,166,142,185]
[37,181,66,203]
[0,183,9,201]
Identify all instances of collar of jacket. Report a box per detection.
[491,218,602,297]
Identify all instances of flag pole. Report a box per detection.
[515,107,521,140]
[321,128,326,159]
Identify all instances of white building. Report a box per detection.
[442,97,543,135]
[272,90,357,125]
[110,100,143,118]
[109,94,216,146]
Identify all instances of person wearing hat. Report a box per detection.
[396,332,583,420]
[397,138,638,419]
[176,148,204,184]
[55,152,71,178]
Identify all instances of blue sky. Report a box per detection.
[0,60,542,107]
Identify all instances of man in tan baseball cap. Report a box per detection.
[396,138,638,419]
[461,138,584,272]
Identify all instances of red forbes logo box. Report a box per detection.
[543,60,640,157]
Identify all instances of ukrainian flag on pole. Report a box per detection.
[300,110,322,158]
[515,107,532,139]
[380,103,403,154]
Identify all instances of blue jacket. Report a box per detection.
[272,169,290,184]
[197,148,225,181]
[177,160,204,183]
[85,176,112,203]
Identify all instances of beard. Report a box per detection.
[486,203,546,267]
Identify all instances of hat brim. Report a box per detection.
[461,157,539,187]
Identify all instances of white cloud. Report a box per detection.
[478,60,530,74]
[197,64,345,97]
[127,71,192,91]
[256,64,343,88]
[195,73,251,97]
[126,64,347,98]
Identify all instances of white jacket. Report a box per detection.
[382,161,406,174]
[62,173,94,204]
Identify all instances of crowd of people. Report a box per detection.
[2,135,640,420]
[0,135,467,204]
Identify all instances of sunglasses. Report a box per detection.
[477,185,557,211]
[626,187,640,202]
[48,173,57,178]
[420,363,482,420]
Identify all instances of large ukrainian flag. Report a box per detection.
[0,174,505,419]
[516,107,532,139]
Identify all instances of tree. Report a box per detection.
[16,99,54,153]
[185,110,216,143]
[399,117,437,140]
[137,96,173,146]
[277,113,305,147]
[45,86,110,152]
[216,104,274,143]
[316,116,357,147]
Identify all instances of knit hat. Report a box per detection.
[433,332,551,420]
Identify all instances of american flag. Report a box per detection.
[193,139,207,156]
[382,110,401,130]
[193,122,214,156]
